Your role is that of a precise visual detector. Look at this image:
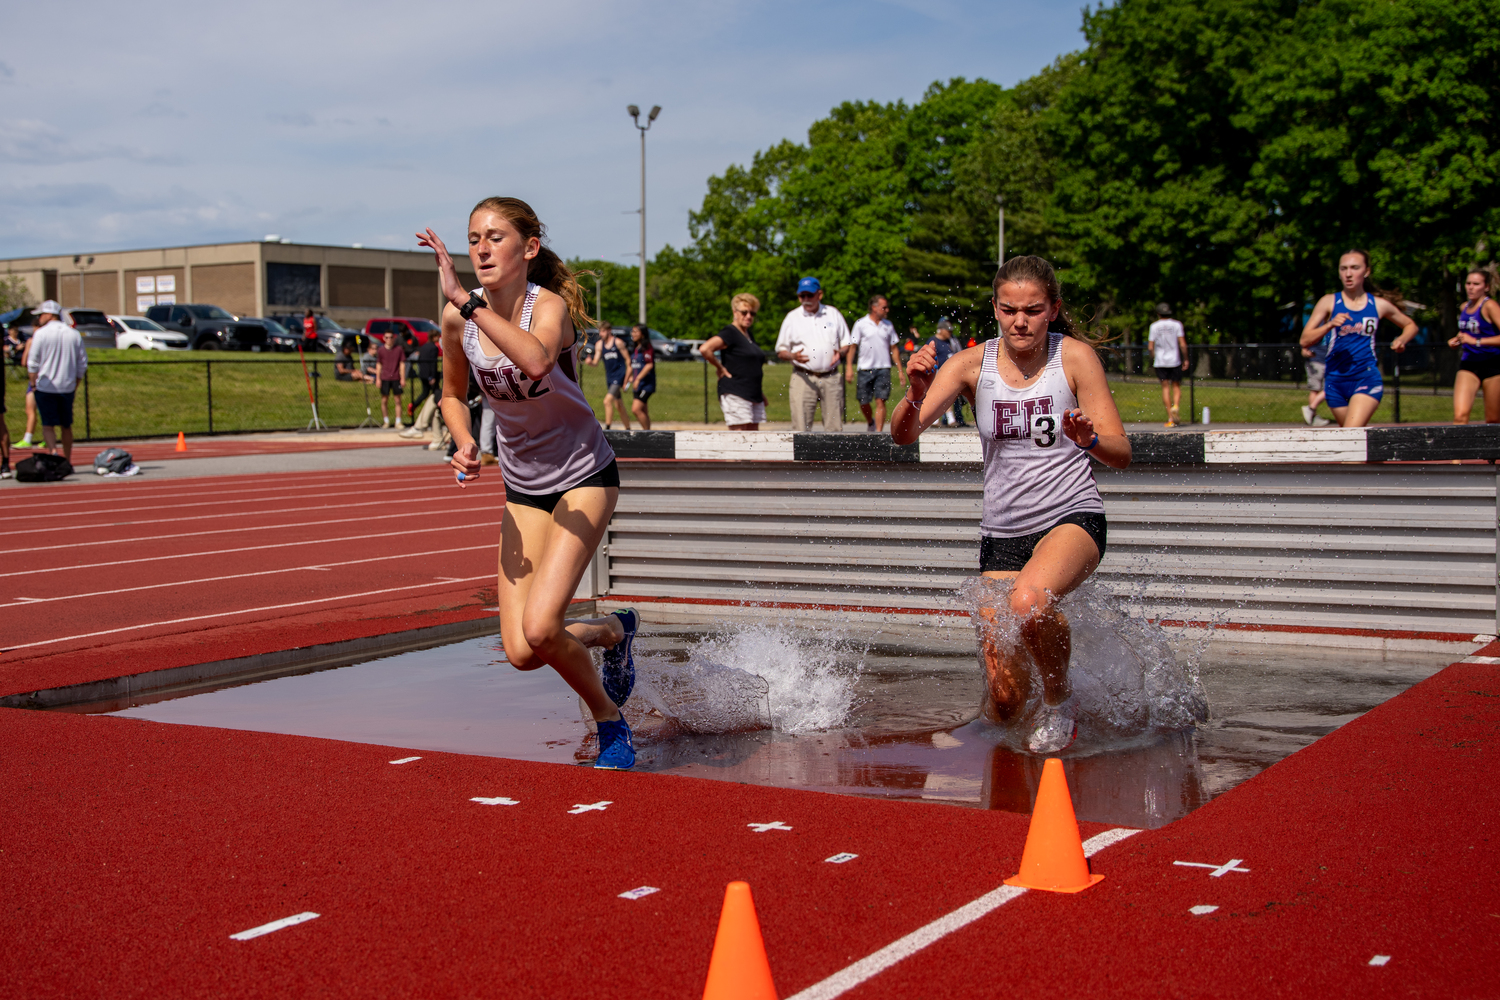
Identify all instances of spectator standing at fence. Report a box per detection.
[1301,329,1332,426]
[1449,269,1500,425]
[1300,250,1416,428]
[628,323,655,429]
[375,329,407,428]
[776,277,852,432]
[928,319,968,427]
[585,322,631,429]
[701,293,767,430]
[1149,303,1188,427]
[892,256,1131,754]
[25,300,85,461]
[412,329,441,413]
[849,294,904,433]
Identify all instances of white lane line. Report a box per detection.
[1369,955,1391,967]
[1173,859,1249,877]
[389,757,422,764]
[0,513,491,557]
[825,853,858,864]
[1462,655,1500,664]
[0,546,485,609]
[11,486,459,529]
[0,575,492,652]
[230,911,319,940]
[619,886,659,900]
[568,801,612,814]
[0,521,501,579]
[748,821,793,832]
[1189,905,1219,916]
[13,469,438,513]
[786,828,1139,1000]
[471,796,519,805]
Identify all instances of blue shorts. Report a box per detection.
[1324,368,1383,409]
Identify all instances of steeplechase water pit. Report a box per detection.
[71,427,1500,828]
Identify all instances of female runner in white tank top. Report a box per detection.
[418,198,640,770]
[891,256,1131,753]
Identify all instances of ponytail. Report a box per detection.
[470,196,594,333]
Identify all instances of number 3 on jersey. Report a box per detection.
[1030,412,1058,447]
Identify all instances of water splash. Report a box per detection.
[626,622,860,734]
[958,575,1209,754]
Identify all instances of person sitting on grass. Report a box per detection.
[334,341,369,382]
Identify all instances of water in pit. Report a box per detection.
[103,617,1455,830]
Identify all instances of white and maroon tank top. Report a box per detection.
[975,333,1104,538]
[462,283,615,495]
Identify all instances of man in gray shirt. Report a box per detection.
[26,299,87,460]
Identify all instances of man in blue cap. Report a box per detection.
[774,277,853,432]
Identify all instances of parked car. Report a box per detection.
[108,315,190,351]
[145,303,269,351]
[60,308,119,350]
[365,317,441,348]
[267,312,358,353]
[255,317,304,352]
[578,327,701,361]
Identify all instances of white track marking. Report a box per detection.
[0,546,483,609]
[1369,955,1391,967]
[11,475,447,519]
[1174,859,1249,877]
[1462,655,1500,664]
[229,911,319,940]
[1189,905,1219,916]
[619,886,660,900]
[6,491,461,534]
[825,853,858,864]
[389,757,422,764]
[0,576,491,652]
[14,470,436,513]
[568,801,612,814]
[748,821,793,833]
[786,828,1139,1000]
[471,796,519,806]
[0,514,491,557]
[0,521,500,579]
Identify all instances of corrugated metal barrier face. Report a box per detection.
[604,462,1497,636]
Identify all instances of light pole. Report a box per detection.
[73,254,94,307]
[995,195,1005,265]
[628,104,660,326]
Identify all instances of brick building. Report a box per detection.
[0,239,476,328]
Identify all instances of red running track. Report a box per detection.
[0,464,505,697]
[1,657,1495,999]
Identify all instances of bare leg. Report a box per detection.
[59,427,72,461]
[632,398,651,430]
[1484,376,1500,423]
[976,524,1102,718]
[1454,371,1480,424]
[1333,392,1382,428]
[1169,382,1181,421]
[874,397,888,432]
[498,488,623,722]
[859,402,874,426]
[24,390,36,440]
[1308,389,1326,414]
[41,424,57,452]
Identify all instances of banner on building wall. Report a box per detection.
[136,277,155,294]
[156,275,175,293]
[136,296,155,312]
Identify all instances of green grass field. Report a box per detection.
[1,349,1481,442]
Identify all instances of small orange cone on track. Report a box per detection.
[1004,757,1104,893]
[175,432,187,452]
[702,881,777,1000]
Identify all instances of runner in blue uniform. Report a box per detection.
[1448,269,1500,425]
[1299,250,1416,427]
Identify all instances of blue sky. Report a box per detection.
[0,0,1086,264]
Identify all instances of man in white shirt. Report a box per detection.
[848,294,905,432]
[775,277,853,432]
[26,299,87,460]
[1148,302,1188,427]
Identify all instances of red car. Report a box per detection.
[365,317,440,348]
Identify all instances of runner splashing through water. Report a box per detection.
[418,197,640,769]
[891,256,1131,753]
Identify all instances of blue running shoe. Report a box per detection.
[594,717,635,770]
[600,608,638,707]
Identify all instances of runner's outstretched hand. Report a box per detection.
[417,228,468,307]
[1062,408,1096,448]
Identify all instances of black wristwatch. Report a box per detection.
[458,292,487,320]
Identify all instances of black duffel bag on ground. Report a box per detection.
[15,453,74,482]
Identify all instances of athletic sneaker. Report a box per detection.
[18,436,33,448]
[1301,405,1314,425]
[866,422,876,432]
[0,464,10,479]
[1026,704,1078,754]
[594,717,635,770]
[600,608,638,707]
[381,418,390,428]
[1313,415,1332,427]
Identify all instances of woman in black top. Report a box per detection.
[699,292,767,430]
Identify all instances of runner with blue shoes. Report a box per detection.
[1300,249,1417,428]
[419,197,640,769]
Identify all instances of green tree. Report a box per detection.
[0,272,32,313]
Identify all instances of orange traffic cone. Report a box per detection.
[702,881,777,1000]
[175,432,187,452]
[1003,757,1104,893]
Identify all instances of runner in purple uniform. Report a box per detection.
[418,198,640,770]
[891,256,1131,753]
[1448,269,1500,425]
